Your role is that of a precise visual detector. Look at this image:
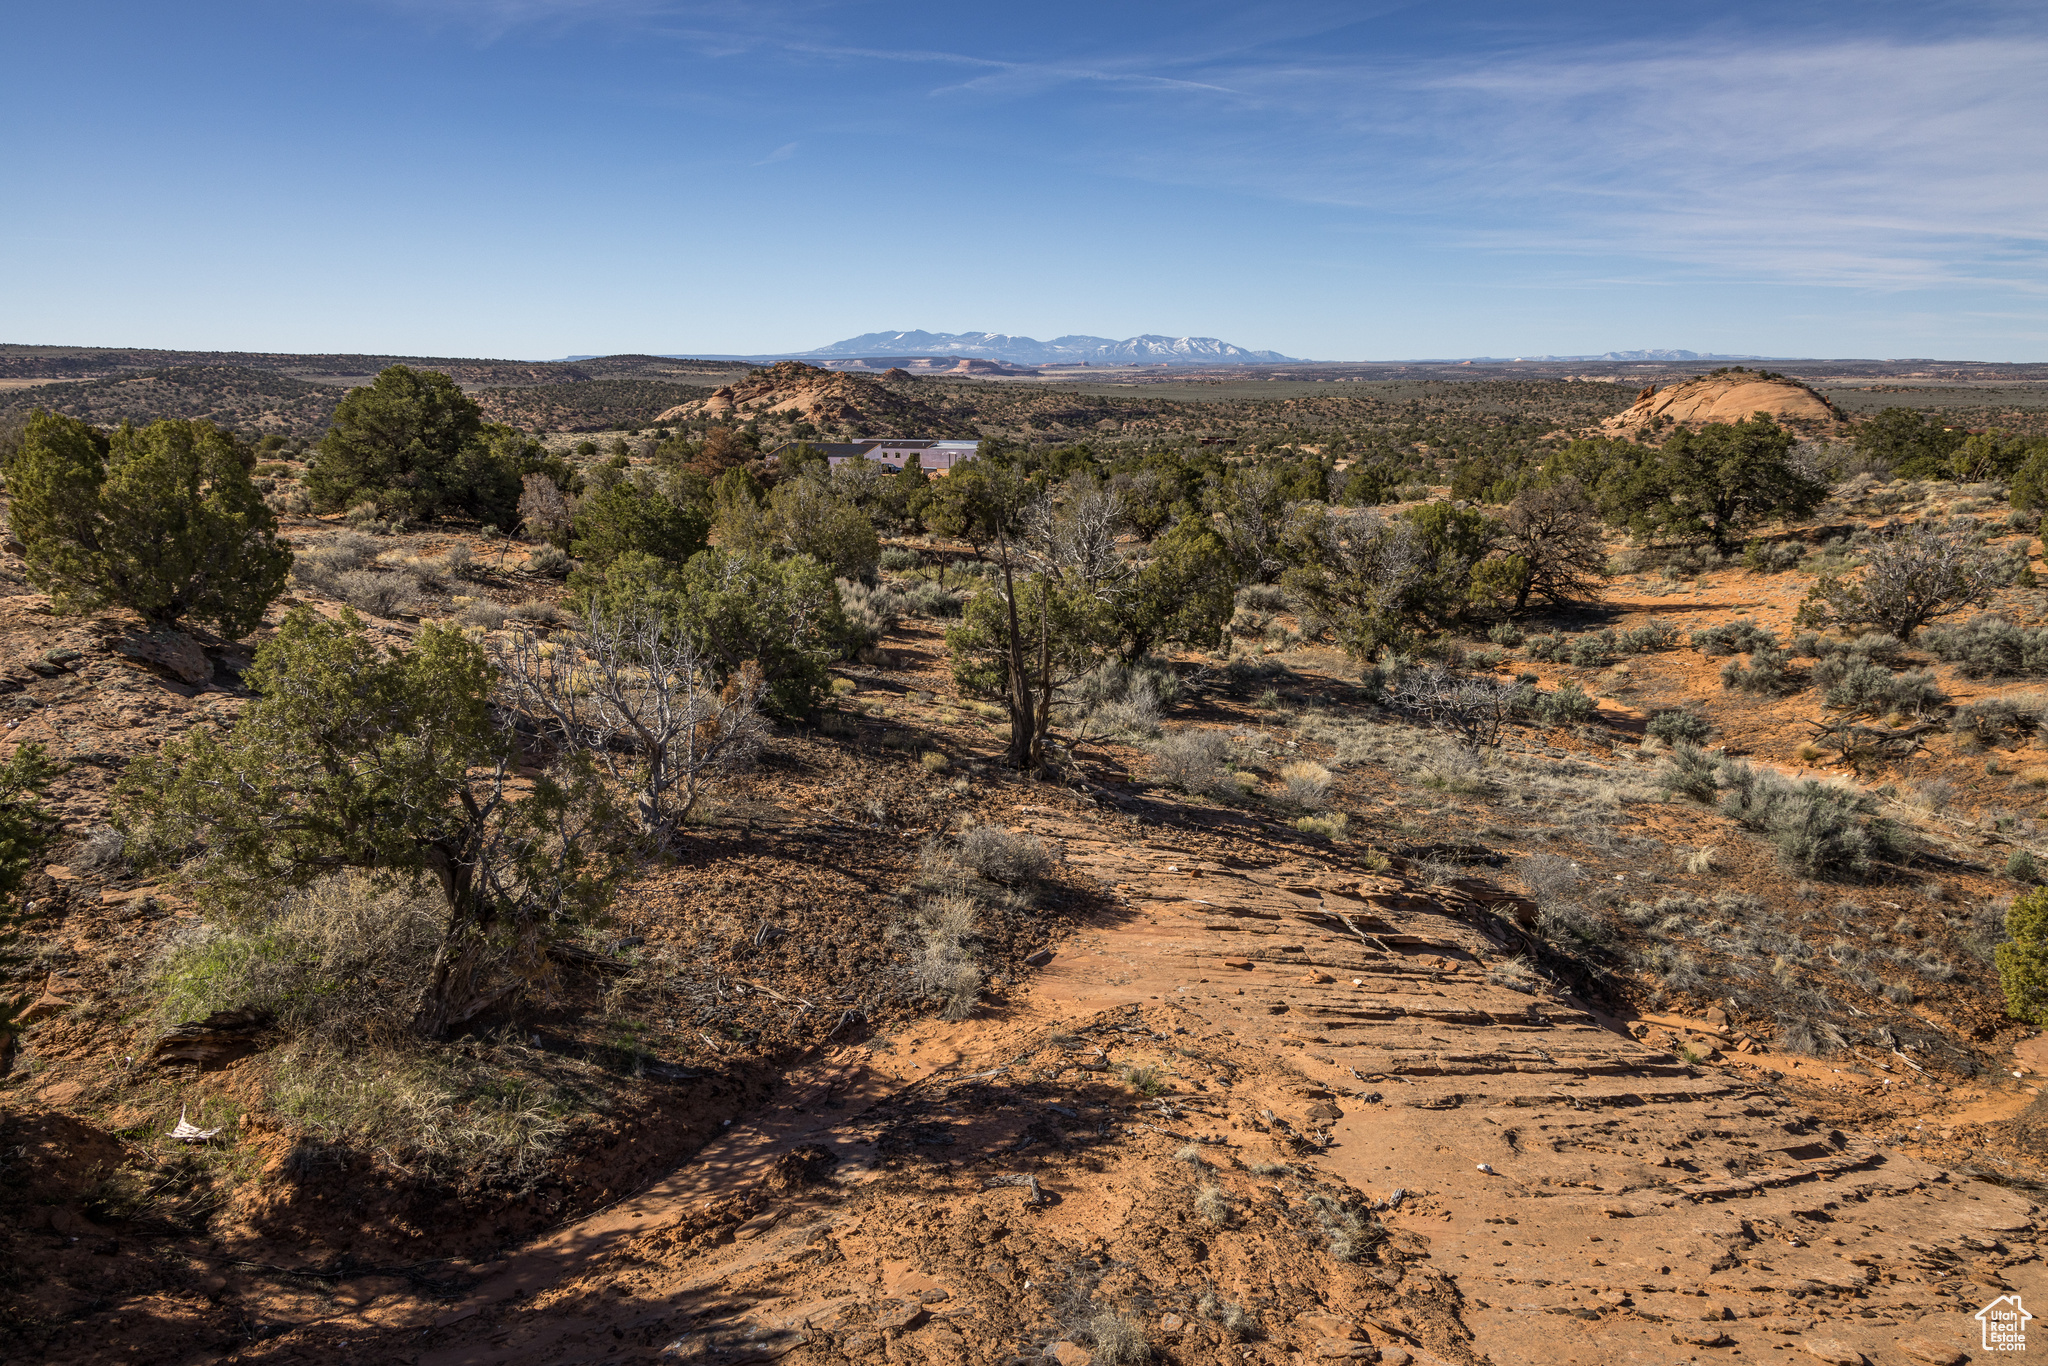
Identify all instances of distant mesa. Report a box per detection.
[1599,370,1844,439]
[654,360,974,437]
[792,330,1298,366]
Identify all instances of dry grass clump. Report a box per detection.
[906,892,982,1021]
[69,825,127,874]
[153,872,442,1044]
[1305,1191,1383,1262]
[1086,1312,1150,1365]
[148,872,594,1180]
[457,598,508,630]
[1279,758,1332,808]
[1145,728,1232,796]
[267,1040,583,1182]
[955,822,1052,885]
[1294,812,1349,841]
[1119,1064,1166,1096]
[1197,1291,1257,1339]
[1194,1183,1236,1226]
[1515,852,1581,904]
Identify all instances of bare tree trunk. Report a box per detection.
[1032,572,1053,773]
[996,529,1035,770]
[412,835,510,1039]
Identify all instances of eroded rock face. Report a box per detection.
[653,361,972,437]
[1600,374,1842,439]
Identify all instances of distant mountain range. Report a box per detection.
[673,331,1302,366]
[1507,349,1760,363]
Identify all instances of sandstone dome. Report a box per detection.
[1600,371,1843,439]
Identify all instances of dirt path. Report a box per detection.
[280,804,2043,1366]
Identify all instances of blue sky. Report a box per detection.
[3,1,2045,360]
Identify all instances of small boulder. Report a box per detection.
[115,630,211,686]
[1299,1314,1363,1341]
[763,1144,837,1193]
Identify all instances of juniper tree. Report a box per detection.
[9,413,290,638]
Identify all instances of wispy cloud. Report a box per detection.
[371,2,2048,293]
[1088,31,2048,291]
[754,141,798,165]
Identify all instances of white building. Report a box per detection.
[770,439,980,476]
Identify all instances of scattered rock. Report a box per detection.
[874,1300,928,1333]
[1024,948,1054,967]
[1801,1340,1866,1366]
[1158,1314,1184,1332]
[732,1209,782,1241]
[1902,1342,1965,1366]
[982,1172,1049,1204]
[1315,1344,1380,1361]
[663,1323,810,1362]
[1300,1314,1364,1341]
[1046,1341,1092,1366]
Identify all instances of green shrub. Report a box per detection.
[1617,619,1679,653]
[836,578,908,656]
[1996,887,2048,1024]
[1791,629,1906,667]
[1954,696,2045,745]
[1487,621,1525,647]
[1662,742,1723,803]
[567,483,709,575]
[1647,708,1711,744]
[1717,762,1905,878]
[878,546,923,572]
[902,582,966,618]
[1720,647,1796,694]
[1812,656,1942,716]
[2006,849,2040,883]
[1742,539,1808,574]
[1919,613,2048,678]
[1535,682,1596,724]
[1523,632,1569,662]
[1567,632,1613,668]
[1690,621,1778,657]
